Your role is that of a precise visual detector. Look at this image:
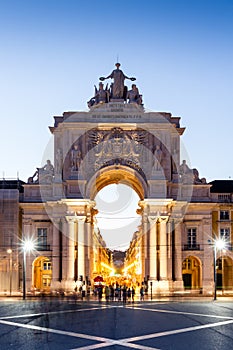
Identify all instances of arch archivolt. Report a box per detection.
[86,164,147,201]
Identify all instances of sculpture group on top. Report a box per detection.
[179,160,206,184]
[28,160,54,184]
[87,63,143,107]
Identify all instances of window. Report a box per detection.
[187,228,197,248]
[37,228,47,247]
[220,210,229,220]
[220,228,230,241]
[43,261,52,270]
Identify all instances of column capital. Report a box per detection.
[148,216,159,224]
[76,216,86,223]
[65,215,86,223]
[158,216,169,224]
[65,216,76,223]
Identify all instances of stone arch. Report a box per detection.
[182,256,202,290]
[86,164,147,201]
[32,256,52,291]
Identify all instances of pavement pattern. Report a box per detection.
[0,298,233,349]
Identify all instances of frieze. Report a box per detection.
[91,114,142,120]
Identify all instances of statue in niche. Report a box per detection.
[127,84,143,105]
[153,145,163,171]
[71,145,82,171]
[99,62,136,99]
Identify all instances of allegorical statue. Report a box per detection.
[71,145,82,171]
[127,84,143,105]
[99,63,136,99]
[94,82,110,104]
[87,82,110,107]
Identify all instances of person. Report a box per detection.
[110,285,114,301]
[132,286,135,303]
[98,286,103,302]
[140,286,144,301]
[100,63,136,99]
[122,286,127,304]
[127,287,132,303]
[105,285,110,302]
[127,84,142,105]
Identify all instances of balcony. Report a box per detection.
[183,244,200,251]
[37,244,51,251]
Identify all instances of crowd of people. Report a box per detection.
[93,284,145,303]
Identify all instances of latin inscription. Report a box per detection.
[91,115,142,119]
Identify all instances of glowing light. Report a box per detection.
[215,239,226,250]
[123,262,136,272]
[23,239,35,252]
[101,262,114,271]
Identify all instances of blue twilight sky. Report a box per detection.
[0,0,233,248]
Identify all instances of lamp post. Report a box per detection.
[213,239,225,301]
[7,249,12,296]
[22,239,35,300]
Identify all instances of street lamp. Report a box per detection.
[7,249,12,296]
[22,239,35,300]
[213,239,226,301]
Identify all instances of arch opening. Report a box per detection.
[93,180,142,285]
[182,256,202,290]
[32,256,52,292]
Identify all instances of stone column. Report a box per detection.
[159,216,169,280]
[51,219,60,287]
[62,219,68,282]
[174,220,184,290]
[142,213,148,281]
[85,216,92,282]
[77,216,86,281]
[148,216,158,280]
[66,217,75,282]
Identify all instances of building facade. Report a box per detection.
[1,65,233,296]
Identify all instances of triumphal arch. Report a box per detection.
[22,63,217,295]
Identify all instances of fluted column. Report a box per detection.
[52,219,60,282]
[148,216,158,280]
[159,216,169,280]
[174,221,183,282]
[66,217,75,281]
[77,216,86,280]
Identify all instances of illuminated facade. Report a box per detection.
[1,66,233,296]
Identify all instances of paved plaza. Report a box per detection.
[0,298,233,349]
